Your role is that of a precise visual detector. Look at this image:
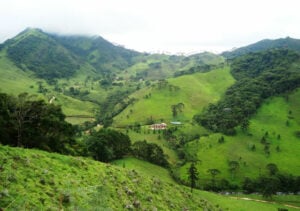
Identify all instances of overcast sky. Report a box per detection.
[1,0,300,54]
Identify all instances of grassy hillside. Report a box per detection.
[0,50,98,123]
[0,145,296,210]
[178,88,300,186]
[121,52,225,81]
[113,66,235,127]
[113,157,174,183]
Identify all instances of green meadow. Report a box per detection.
[113,66,235,127]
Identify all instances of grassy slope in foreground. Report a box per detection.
[179,88,300,185]
[0,145,296,211]
[113,67,235,127]
[0,145,216,210]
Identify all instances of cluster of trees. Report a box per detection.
[131,140,169,167]
[186,162,300,197]
[6,35,79,79]
[242,173,300,198]
[85,129,131,162]
[85,130,168,166]
[0,92,76,153]
[194,49,300,134]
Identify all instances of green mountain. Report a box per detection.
[0,28,225,123]
[4,28,81,79]
[50,33,141,73]
[222,37,300,59]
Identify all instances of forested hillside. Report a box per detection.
[5,28,80,79]
[194,49,300,134]
[222,37,300,58]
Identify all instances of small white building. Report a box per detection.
[150,123,167,130]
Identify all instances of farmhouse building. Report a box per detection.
[150,123,167,130]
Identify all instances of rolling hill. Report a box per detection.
[113,66,234,126]
[177,88,300,186]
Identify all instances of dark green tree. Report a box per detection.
[0,92,76,153]
[242,177,256,194]
[258,177,279,199]
[241,118,250,132]
[188,162,199,193]
[86,128,131,162]
[171,103,184,118]
[266,163,279,176]
[131,141,168,167]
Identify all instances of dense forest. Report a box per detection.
[194,49,300,134]
[0,92,76,153]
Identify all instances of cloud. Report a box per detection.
[1,0,300,53]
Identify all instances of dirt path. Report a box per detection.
[229,196,300,209]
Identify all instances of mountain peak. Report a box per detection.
[222,37,300,58]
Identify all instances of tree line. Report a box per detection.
[0,92,76,153]
[194,49,300,134]
[185,161,300,197]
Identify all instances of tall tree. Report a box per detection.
[188,162,199,193]
[171,102,185,118]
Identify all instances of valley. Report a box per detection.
[0,28,300,210]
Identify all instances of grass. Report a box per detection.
[113,66,235,127]
[113,157,174,183]
[0,51,39,95]
[199,191,300,211]
[229,193,300,208]
[0,144,297,210]
[121,52,225,81]
[177,89,300,186]
[0,51,99,122]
